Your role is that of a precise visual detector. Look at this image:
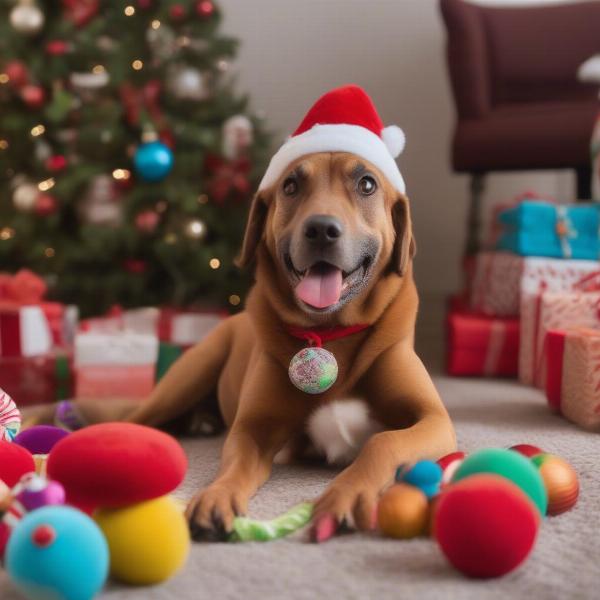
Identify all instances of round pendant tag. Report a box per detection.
[289,346,338,394]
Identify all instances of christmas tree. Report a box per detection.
[0,0,270,316]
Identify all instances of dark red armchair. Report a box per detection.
[440,0,600,254]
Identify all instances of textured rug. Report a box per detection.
[1,371,598,600]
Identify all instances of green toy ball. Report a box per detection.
[451,448,548,515]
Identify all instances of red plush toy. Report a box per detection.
[47,423,187,511]
[433,474,540,578]
[0,441,35,487]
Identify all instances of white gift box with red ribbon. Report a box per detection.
[0,306,53,358]
[470,252,600,317]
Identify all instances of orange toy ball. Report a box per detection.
[433,474,540,578]
[531,453,579,516]
[377,483,429,539]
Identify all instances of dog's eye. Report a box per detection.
[282,177,298,196]
[358,175,377,196]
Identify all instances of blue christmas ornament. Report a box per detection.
[6,506,109,600]
[395,460,442,499]
[134,140,174,182]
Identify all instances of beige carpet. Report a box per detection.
[1,370,599,600]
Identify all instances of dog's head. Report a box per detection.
[237,152,415,316]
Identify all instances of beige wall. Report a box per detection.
[220,0,580,294]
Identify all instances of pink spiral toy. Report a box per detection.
[0,388,21,442]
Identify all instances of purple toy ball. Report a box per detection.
[14,425,69,455]
[12,474,65,512]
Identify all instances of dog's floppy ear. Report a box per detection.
[235,192,269,269]
[391,194,416,276]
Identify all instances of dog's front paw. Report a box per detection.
[185,484,248,542]
[311,477,378,543]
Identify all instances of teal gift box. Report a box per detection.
[495,201,600,260]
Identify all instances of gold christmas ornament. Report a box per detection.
[10,0,45,35]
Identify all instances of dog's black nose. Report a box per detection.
[303,215,343,244]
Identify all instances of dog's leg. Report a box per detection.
[186,353,309,540]
[312,342,455,541]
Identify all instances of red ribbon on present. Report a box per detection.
[545,329,567,412]
[0,269,47,307]
[61,0,99,27]
[204,154,251,204]
[119,80,166,131]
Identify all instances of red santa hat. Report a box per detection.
[259,85,406,194]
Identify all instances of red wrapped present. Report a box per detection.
[0,351,73,406]
[0,269,76,351]
[446,307,520,377]
[545,328,600,431]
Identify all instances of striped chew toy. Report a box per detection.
[0,388,21,442]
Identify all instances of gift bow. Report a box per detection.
[204,154,251,204]
[0,269,47,306]
[119,80,165,131]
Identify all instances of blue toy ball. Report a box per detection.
[396,460,443,499]
[6,506,109,600]
[133,140,174,182]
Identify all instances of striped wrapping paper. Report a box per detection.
[545,329,600,431]
[520,289,600,387]
[0,388,21,441]
[470,252,600,317]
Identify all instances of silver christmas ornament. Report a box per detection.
[10,0,44,35]
[79,175,122,226]
[222,115,254,160]
[70,71,110,90]
[167,66,211,101]
[13,182,39,212]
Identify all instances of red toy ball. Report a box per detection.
[433,474,540,578]
[510,444,544,458]
[0,441,35,487]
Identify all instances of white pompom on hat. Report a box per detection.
[259,85,407,194]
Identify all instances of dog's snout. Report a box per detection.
[303,215,343,245]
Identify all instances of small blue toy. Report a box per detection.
[395,460,443,498]
[6,506,109,600]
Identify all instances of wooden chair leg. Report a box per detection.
[575,166,592,201]
[465,173,485,257]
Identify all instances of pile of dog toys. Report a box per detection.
[0,388,191,600]
[379,444,579,578]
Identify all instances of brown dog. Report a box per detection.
[23,87,456,541]
[125,149,455,540]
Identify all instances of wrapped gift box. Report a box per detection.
[446,308,520,377]
[0,351,72,406]
[520,288,600,387]
[158,308,226,345]
[545,329,600,431]
[0,305,53,357]
[74,331,159,399]
[495,201,600,260]
[470,252,600,317]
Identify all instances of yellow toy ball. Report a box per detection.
[95,495,190,585]
[377,483,429,539]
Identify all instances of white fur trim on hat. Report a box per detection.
[259,124,406,194]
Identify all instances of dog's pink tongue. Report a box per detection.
[295,265,343,309]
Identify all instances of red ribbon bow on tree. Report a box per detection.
[119,80,166,132]
[62,0,100,27]
[204,154,251,204]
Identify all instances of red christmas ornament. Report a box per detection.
[4,61,28,89]
[169,4,186,20]
[123,259,147,274]
[20,85,46,109]
[137,0,152,8]
[35,194,58,216]
[46,155,68,172]
[196,1,215,18]
[135,210,160,233]
[46,40,69,56]
[62,0,100,27]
